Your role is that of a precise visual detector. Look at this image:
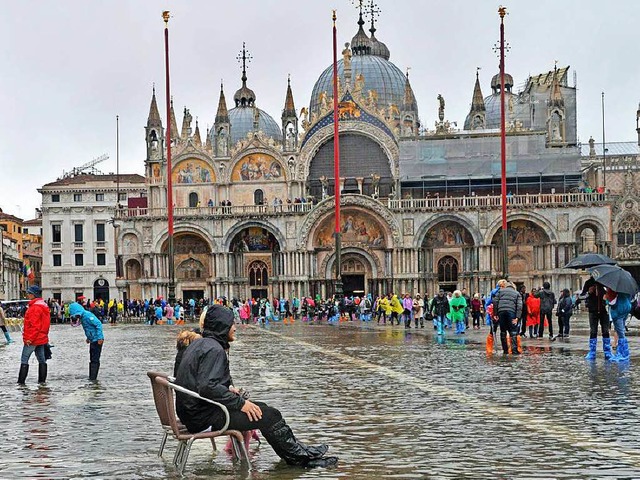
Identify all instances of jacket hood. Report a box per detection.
[202,305,234,349]
[69,302,85,317]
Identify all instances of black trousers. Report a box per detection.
[538,310,553,337]
[588,310,610,339]
[214,401,283,432]
[89,341,103,363]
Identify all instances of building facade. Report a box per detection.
[39,174,146,302]
[0,235,22,301]
[109,10,626,303]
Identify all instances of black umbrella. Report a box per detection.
[564,253,616,269]
[588,264,639,295]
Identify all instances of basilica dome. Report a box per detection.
[309,17,417,117]
[484,72,515,129]
[228,106,281,145]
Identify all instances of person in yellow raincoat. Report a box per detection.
[376,295,390,324]
[390,294,404,326]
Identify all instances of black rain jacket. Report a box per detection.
[175,307,245,433]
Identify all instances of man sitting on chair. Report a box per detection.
[175,305,338,468]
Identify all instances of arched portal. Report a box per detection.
[420,220,475,293]
[162,233,212,301]
[229,227,281,300]
[491,220,551,278]
[93,278,110,303]
[248,260,269,300]
[341,255,367,296]
[437,256,459,291]
[323,248,380,298]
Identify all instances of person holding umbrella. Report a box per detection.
[565,254,617,360]
[589,264,638,362]
[605,289,632,362]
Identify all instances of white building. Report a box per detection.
[1,236,22,301]
[39,174,146,303]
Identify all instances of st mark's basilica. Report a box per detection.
[103,6,637,304]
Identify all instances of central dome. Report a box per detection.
[309,19,417,118]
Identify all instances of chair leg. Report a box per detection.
[177,438,194,475]
[210,437,217,451]
[173,441,185,467]
[231,434,251,468]
[231,436,242,460]
[158,432,169,457]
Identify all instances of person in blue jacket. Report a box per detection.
[69,302,104,381]
[605,289,632,362]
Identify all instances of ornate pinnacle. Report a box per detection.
[236,42,252,86]
[366,0,381,35]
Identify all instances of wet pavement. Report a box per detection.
[1,317,639,479]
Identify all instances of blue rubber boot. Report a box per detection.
[4,331,13,344]
[437,320,444,335]
[610,338,630,362]
[459,321,466,334]
[585,338,597,360]
[602,337,613,360]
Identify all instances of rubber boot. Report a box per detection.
[89,362,100,381]
[585,338,597,360]
[437,320,444,335]
[602,337,613,360]
[4,331,13,344]
[18,364,29,384]
[414,317,418,328]
[460,321,466,334]
[37,363,48,384]
[261,419,336,467]
[610,337,630,362]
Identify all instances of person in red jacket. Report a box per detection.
[18,285,51,385]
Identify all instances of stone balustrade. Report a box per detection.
[115,202,314,219]
[387,192,609,211]
[115,192,609,219]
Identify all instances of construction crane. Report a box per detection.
[59,154,109,179]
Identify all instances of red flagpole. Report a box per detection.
[499,7,508,278]
[163,11,176,303]
[332,10,343,297]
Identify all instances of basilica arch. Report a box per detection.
[154,224,217,253]
[573,217,608,254]
[418,217,477,292]
[299,195,400,249]
[161,232,213,301]
[299,122,400,184]
[489,217,552,279]
[225,221,284,301]
[321,247,382,297]
[228,149,288,183]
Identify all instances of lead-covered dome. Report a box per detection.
[309,16,417,118]
[484,71,516,129]
[228,106,281,145]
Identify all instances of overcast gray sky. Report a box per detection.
[1,1,638,220]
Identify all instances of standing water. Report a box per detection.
[0,321,638,479]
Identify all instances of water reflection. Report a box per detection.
[0,322,638,478]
